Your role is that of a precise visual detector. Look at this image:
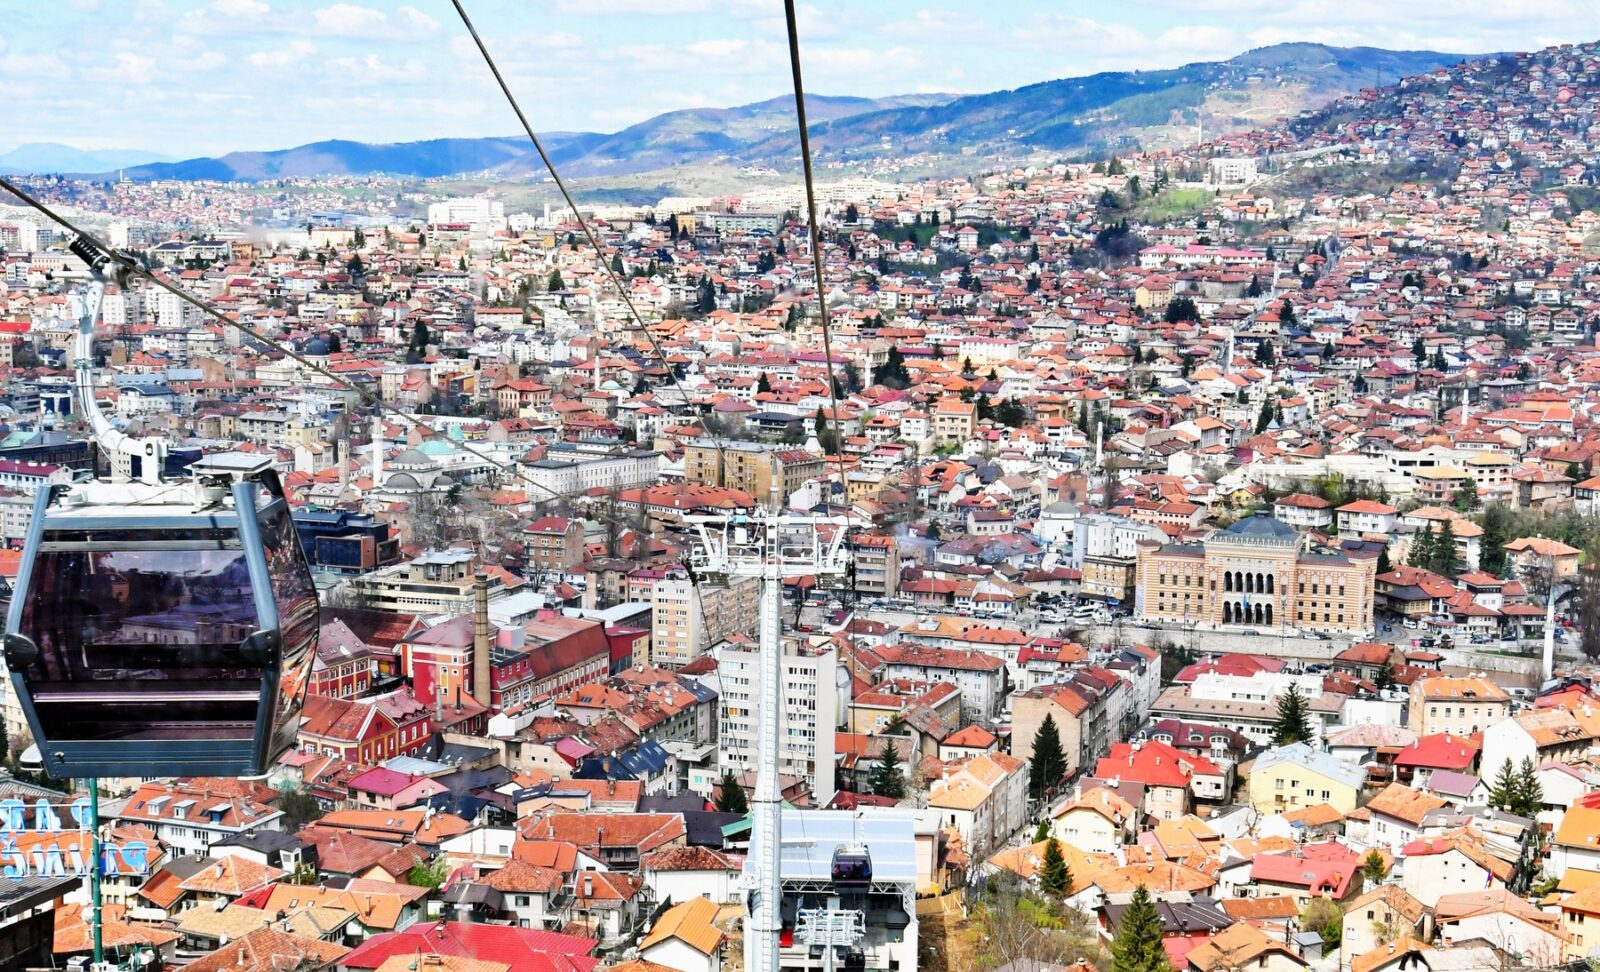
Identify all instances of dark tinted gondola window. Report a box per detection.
[259,503,319,756]
[18,537,264,740]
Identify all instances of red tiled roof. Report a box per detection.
[340,921,599,972]
[1393,733,1480,770]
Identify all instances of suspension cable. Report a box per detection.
[447,0,728,474]
[0,174,679,550]
[782,0,851,503]
[446,0,743,638]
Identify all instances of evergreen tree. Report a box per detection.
[1511,755,1543,817]
[1278,298,1297,328]
[1255,340,1276,365]
[1247,274,1263,298]
[1029,713,1067,799]
[1256,398,1275,434]
[1377,547,1393,575]
[1110,885,1174,972]
[1375,662,1396,692]
[1039,838,1071,896]
[869,740,905,799]
[995,398,1026,428]
[547,269,565,291]
[1272,682,1313,746]
[1488,757,1517,813]
[1164,296,1199,323]
[715,769,748,814]
[756,373,772,395]
[610,254,625,275]
[280,788,326,831]
[1434,519,1458,575]
[406,320,430,364]
[1409,524,1436,570]
[873,347,911,390]
[1361,849,1389,884]
[1034,819,1051,843]
[1480,504,1511,576]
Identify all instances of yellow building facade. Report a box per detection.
[1134,515,1376,633]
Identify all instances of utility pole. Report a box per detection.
[688,512,851,972]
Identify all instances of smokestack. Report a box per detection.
[371,414,383,487]
[473,573,493,710]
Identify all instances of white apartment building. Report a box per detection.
[1188,670,1324,704]
[522,448,662,498]
[101,289,146,326]
[427,197,506,234]
[152,288,203,329]
[112,782,284,858]
[716,639,837,805]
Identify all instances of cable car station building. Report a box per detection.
[748,809,919,971]
[1133,515,1377,635]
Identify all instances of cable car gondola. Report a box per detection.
[830,843,872,887]
[1,239,318,779]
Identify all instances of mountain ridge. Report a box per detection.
[48,43,1476,183]
[0,142,174,175]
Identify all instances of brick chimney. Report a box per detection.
[473,573,492,710]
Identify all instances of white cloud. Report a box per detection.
[0,52,69,77]
[325,53,427,83]
[394,7,438,35]
[112,52,157,84]
[247,39,315,69]
[687,38,758,58]
[177,0,270,35]
[553,0,713,13]
[311,3,439,41]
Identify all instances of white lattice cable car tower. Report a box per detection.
[687,512,850,972]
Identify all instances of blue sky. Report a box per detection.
[0,0,1593,158]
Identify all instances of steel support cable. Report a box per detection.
[0,174,678,547]
[782,0,851,501]
[448,0,735,628]
[447,0,729,475]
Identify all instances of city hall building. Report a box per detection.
[1133,516,1377,634]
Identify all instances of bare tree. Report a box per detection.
[954,872,1104,972]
